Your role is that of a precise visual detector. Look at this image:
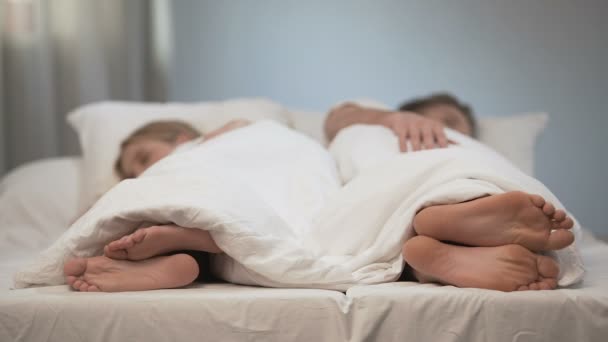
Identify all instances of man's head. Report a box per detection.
[398,93,477,137]
[115,121,201,179]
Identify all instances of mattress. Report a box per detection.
[1,152,607,341]
[1,233,607,342]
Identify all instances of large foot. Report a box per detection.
[104,225,221,261]
[402,235,559,292]
[63,254,199,292]
[413,191,574,251]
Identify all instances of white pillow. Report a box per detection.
[68,98,291,210]
[286,109,548,176]
[0,157,81,243]
[478,113,548,176]
[288,109,328,145]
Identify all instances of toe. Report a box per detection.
[106,240,120,251]
[88,285,100,292]
[542,202,555,216]
[553,210,567,222]
[72,279,83,290]
[529,194,546,208]
[66,276,78,286]
[543,229,574,250]
[536,255,560,279]
[530,195,546,208]
[110,239,124,250]
[529,283,539,290]
[528,193,545,207]
[538,280,552,290]
[78,282,90,292]
[517,285,529,291]
[64,258,87,277]
[119,236,130,247]
[558,217,574,230]
[123,237,136,249]
[111,238,127,250]
[542,278,557,289]
[132,229,147,243]
[104,245,128,260]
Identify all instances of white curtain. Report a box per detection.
[1,0,171,175]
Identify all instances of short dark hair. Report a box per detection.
[398,92,477,137]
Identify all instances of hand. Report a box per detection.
[379,112,449,152]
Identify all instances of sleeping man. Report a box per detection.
[325,93,476,148]
[325,93,576,290]
[53,93,581,293]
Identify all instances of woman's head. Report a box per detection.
[115,121,201,179]
[398,93,477,137]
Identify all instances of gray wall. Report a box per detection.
[168,0,608,235]
[0,43,4,175]
[0,3,5,175]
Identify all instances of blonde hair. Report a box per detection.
[115,120,201,179]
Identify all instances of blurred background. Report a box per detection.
[1,0,607,235]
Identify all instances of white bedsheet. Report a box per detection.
[1,234,607,342]
[14,121,584,289]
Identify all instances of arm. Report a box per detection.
[204,119,252,141]
[324,103,449,152]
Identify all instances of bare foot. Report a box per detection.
[63,254,199,292]
[402,235,559,292]
[413,191,574,251]
[104,225,221,261]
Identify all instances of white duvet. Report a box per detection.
[13,121,584,290]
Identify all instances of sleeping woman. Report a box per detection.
[64,108,576,293]
[64,119,250,292]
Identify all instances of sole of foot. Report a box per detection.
[413,191,574,252]
[63,254,199,292]
[402,235,559,292]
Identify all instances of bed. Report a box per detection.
[1,100,607,341]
